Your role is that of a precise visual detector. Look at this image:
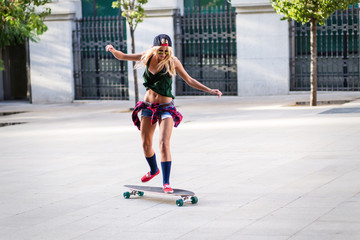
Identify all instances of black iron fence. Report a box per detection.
[73,16,129,100]
[290,6,360,91]
[174,4,237,96]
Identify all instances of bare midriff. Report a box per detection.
[144,89,173,104]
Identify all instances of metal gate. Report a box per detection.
[174,4,237,96]
[290,6,360,91]
[73,16,129,100]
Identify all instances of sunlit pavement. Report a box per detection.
[0,92,360,240]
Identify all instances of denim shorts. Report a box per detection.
[141,101,173,120]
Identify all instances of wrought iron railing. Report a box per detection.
[73,16,129,100]
[174,4,238,96]
[290,6,360,91]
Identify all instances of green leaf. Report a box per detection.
[112,1,120,9]
[0,59,4,71]
[113,0,147,31]
[271,0,359,24]
[0,0,51,49]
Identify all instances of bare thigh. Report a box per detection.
[158,117,174,162]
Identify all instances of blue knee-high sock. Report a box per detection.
[161,161,172,185]
[146,154,158,175]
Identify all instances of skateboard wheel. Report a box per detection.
[137,191,144,196]
[191,196,198,204]
[176,199,184,207]
[123,192,131,199]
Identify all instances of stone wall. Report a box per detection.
[232,0,290,96]
[29,0,81,103]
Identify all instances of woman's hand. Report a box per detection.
[209,89,223,98]
[105,44,115,53]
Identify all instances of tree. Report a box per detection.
[271,0,358,106]
[0,0,51,71]
[112,0,148,104]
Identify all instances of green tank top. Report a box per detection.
[143,56,175,99]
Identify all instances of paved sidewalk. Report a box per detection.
[0,92,360,240]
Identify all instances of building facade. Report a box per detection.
[0,0,358,103]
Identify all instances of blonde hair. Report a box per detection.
[134,46,176,77]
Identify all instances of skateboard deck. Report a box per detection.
[123,185,198,207]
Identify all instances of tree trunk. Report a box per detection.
[130,27,139,104]
[310,18,317,106]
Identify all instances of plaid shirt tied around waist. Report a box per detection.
[132,101,183,130]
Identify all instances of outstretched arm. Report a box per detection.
[174,57,222,98]
[105,44,143,61]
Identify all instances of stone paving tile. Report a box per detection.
[1,93,360,239]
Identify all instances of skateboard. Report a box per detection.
[123,185,198,207]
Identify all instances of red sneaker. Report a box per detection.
[141,169,160,182]
[163,184,174,193]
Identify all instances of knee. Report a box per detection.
[142,140,152,155]
[159,139,171,153]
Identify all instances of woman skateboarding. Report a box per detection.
[106,34,222,193]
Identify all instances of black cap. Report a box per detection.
[153,34,172,47]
